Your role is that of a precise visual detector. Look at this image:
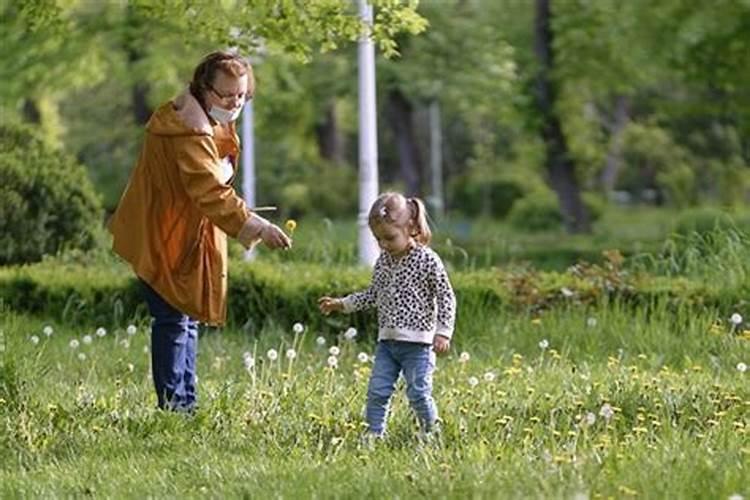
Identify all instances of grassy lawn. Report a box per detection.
[2,298,747,498]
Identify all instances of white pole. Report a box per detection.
[358,0,379,266]
[428,99,444,218]
[241,99,256,261]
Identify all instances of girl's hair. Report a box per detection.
[189,51,255,107]
[368,192,432,245]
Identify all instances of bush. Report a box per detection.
[508,191,605,232]
[0,123,103,265]
[263,159,357,220]
[449,174,527,218]
[508,191,563,231]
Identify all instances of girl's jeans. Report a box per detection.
[141,280,198,412]
[366,340,438,435]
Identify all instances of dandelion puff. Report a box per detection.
[83,335,93,345]
[737,362,747,373]
[143,345,150,354]
[292,322,304,334]
[327,355,338,368]
[316,336,326,347]
[329,346,340,356]
[95,327,107,338]
[69,339,80,349]
[599,403,614,421]
[586,317,597,328]
[121,339,130,349]
[344,327,357,340]
[730,313,743,326]
[243,353,255,370]
[459,351,470,363]
[126,363,135,373]
[538,339,549,350]
[560,287,574,298]
[77,352,87,361]
[483,371,496,382]
[468,376,479,387]
[584,412,596,426]
[30,335,40,345]
[357,352,369,363]
[286,348,297,360]
[126,325,137,336]
[266,349,278,361]
[43,325,54,337]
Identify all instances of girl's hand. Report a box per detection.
[318,296,343,315]
[433,335,451,354]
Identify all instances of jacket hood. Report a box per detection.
[146,89,214,137]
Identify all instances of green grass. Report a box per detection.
[1,298,748,498]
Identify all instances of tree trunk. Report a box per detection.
[534,0,590,233]
[387,87,422,197]
[125,5,152,125]
[22,98,41,124]
[131,81,152,125]
[315,101,344,164]
[600,94,631,194]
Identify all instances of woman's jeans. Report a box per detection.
[141,281,198,412]
[366,340,438,435]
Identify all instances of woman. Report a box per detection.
[109,51,291,411]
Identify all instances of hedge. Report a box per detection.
[0,256,742,335]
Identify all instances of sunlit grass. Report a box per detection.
[1,301,747,498]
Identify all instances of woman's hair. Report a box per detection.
[368,192,432,245]
[189,51,255,107]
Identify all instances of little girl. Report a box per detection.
[319,192,456,438]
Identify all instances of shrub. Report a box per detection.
[508,191,562,231]
[508,190,605,232]
[0,122,103,265]
[449,174,527,218]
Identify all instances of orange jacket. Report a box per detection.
[109,90,266,325]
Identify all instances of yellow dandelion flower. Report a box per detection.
[285,219,297,234]
[531,318,542,326]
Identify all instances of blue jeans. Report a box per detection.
[141,280,198,411]
[366,340,438,435]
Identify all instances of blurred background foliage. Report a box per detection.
[3,0,750,266]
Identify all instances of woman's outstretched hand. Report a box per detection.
[318,296,344,315]
[260,223,292,250]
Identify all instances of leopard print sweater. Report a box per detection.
[341,245,456,344]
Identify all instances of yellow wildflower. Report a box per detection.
[285,219,297,234]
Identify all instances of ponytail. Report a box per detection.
[408,197,432,246]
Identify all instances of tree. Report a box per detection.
[533,0,589,233]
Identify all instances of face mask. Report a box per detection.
[208,104,242,125]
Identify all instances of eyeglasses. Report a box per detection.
[208,83,249,102]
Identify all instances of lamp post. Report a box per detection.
[357,0,379,266]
